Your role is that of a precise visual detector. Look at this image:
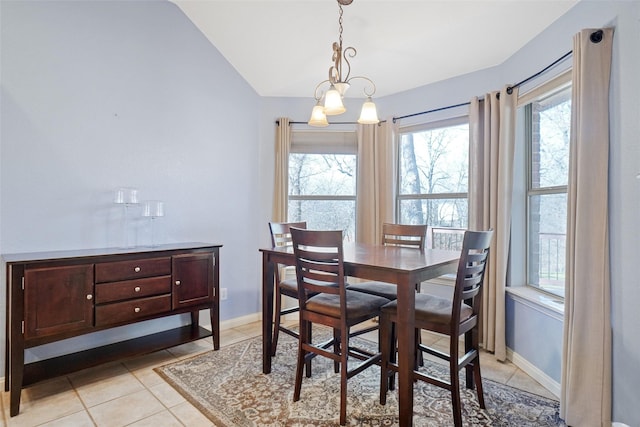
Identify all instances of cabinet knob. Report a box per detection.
[134,307,141,313]
[175,280,181,286]
[134,267,141,273]
[86,294,93,300]
[134,286,141,292]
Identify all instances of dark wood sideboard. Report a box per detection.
[3,242,221,417]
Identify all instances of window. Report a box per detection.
[525,85,571,297]
[397,118,469,239]
[288,130,357,241]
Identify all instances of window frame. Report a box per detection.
[395,116,470,230]
[287,129,358,239]
[518,71,572,298]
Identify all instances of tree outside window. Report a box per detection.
[398,119,469,233]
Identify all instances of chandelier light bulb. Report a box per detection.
[357,97,380,124]
[323,86,346,115]
[308,102,329,127]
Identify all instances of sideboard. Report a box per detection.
[3,242,221,417]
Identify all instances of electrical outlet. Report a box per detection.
[220,288,228,300]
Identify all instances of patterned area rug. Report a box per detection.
[156,333,565,426]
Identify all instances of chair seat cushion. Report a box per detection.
[381,293,473,327]
[306,291,390,319]
[279,278,298,297]
[347,281,398,300]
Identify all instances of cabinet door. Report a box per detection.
[24,264,94,340]
[172,253,213,309]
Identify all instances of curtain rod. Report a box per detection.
[276,36,594,127]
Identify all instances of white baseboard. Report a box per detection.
[219,312,261,330]
[507,348,561,398]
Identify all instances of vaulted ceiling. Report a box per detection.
[171,0,578,98]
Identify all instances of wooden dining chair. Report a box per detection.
[347,222,427,299]
[290,227,390,426]
[268,221,307,356]
[378,229,493,427]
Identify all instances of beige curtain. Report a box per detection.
[468,86,517,361]
[272,118,291,222]
[560,28,613,427]
[356,119,398,244]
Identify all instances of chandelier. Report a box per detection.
[308,0,379,127]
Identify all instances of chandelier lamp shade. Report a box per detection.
[307,0,379,127]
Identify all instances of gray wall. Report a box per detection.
[1,0,262,358]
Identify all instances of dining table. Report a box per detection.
[260,242,460,426]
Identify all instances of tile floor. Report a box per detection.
[0,320,557,427]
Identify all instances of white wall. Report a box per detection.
[1,0,263,361]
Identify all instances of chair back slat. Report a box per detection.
[382,223,427,250]
[268,221,307,283]
[452,229,493,331]
[291,227,346,307]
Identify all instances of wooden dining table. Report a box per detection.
[260,242,460,426]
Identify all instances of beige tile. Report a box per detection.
[230,321,262,338]
[88,389,164,427]
[121,350,176,372]
[166,340,213,360]
[126,410,183,427]
[4,377,84,427]
[478,351,517,384]
[169,401,213,427]
[73,370,145,408]
[219,328,253,347]
[131,367,166,389]
[37,410,94,427]
[506,368,558,400]
[67,362,129,387]
[147,381,185,408]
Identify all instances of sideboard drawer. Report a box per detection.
[95,294,171,326]
[95,257,171,283]
[95,276,171,304]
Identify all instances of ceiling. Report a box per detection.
[171,0,578,99]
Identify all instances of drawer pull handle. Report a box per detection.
[175,280,181,286]
[134,307,141,313]
[86,294,93,300]
[134,286,141,292]
[134,267,141,273]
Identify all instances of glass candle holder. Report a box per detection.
[114,187,139,248]
[142,200,164,247]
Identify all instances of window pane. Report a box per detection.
[398,198,468,229]
[289,154,356,196]
[399,124,468,195]
[531,90,571,189]
[528,193,566,296]
[288,200,356,241]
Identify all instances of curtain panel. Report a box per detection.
[468,86,517,361]
[356,119,398,244]
[560,28,613,427]
[273,118,291,222]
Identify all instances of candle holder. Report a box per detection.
[142,200,164,247]
[114,187,139,248]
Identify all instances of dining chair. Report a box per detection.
[268,221,307,357]
[290,227,390,426]
[347,222,427,299]
[378,229,493,427]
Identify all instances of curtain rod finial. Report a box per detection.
[590,29,604,43]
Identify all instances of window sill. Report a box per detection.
[506,286,564,321]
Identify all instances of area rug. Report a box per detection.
[155,333,565,426]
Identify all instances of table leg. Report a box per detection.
[262,253,275,374]
[396,275,416,426]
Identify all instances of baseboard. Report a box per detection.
[507,348,561,398]
[219,312,261,330]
